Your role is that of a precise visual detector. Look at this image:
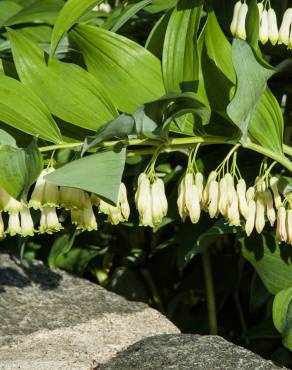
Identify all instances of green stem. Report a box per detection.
[244,142,292,172]
[202,251,218,335]
[39,137,292,172]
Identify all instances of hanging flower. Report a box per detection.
[227,188,241,227]
[0,187,22,214]
[286,209,292,244]
[135,173,153,227]
[202,171,217,210]
[0,213,4,238]
[7,213,21,236]
[246,186,255,203]
[265,189,276,226]
[245,200,256,236]
[276,206,287,242]
[269,177,282,209]
[188,185,201,224]
[218,176,228,217]
[259,9,269,44]
[230,1,243,36]
[278,8,292,48]
[237,179,249,219]
[255,195,266,233]
[59,187,88,210]
[39,206,63,234]
[208,180,219,219]
[267,8,279,45]
[236,2,248,39]
[20,206,35,237]
[29,168,59,209]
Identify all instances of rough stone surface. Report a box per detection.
[0,252,179,370]
[100,334,287,370]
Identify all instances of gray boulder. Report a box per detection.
[100,334,287,370]
[0,252,179,370]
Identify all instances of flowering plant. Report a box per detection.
[0,0,291,360]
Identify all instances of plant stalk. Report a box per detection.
[202,251,218,335]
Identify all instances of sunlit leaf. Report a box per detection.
[273,287,292,351]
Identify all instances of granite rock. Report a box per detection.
[0,252,179,370]
[100,334,287,370]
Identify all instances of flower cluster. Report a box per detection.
[0,167,130,238]
[231,1,292,48]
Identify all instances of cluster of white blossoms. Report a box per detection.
[231,1,292,48]
[0,166,131,238]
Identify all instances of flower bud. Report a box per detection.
[265,189,276,226]
[278,8,292,45]
[185,173,195,211]
[246,186,255,203]
[39,206,63,234]
[20,206,34,237]
[286,210,292,244]
[236,3,248,40]
[188,185,201,224]
[218,177,228,217]
[7,213,21,236]
[257,2,264,17]
[259,9,269,44]
[255,196,265,233]
[268,8,279,45]
[151,179,168,226]
[156,179,168,217]
[230,1,242,36]
[237,179,249,219]
[195,172,204,201]
[245,200,256,236]
[227,188,241,226]
[276,206,287,242]
[208,180,219,219]
[269,177,282,209]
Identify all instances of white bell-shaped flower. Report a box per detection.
[278,8,292,46]
[227,188,241,226]
[208,180,219,219]
[265,189,276,226]
[259,9,269,44]
[237,179,249,219]
[236,3,248,40]
[230,1,242,36]
[246,186,255,203]
[0,213,4,238]
[202,171,217,210]
[218,177,228,217]
[188,185,201,224]
[151,179,168,226]
[39,206,63,234]
[20,206,34,237]
[30,168,59,209]
[276,206,287,242]
[269,177,282,209]
[7,213,21,236]
[245,200,256,236]
[177,176,187,221]
[268,8,279,45]
[0,187,22,214]
[286,209,292,244]
[60,187,88,210]
[255,195,266,233]
[195,172,204,201]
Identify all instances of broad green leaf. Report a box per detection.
[0,130,17,147]
[50,0,102,56]
[70,24,165,113]
[240,233,292,295]
[0,1,22,24]
[48,232,77,270]
[246,0,259,49]
[3,0,64,26]
[146,0,177,13]
[109,0,152,33]
[248,88,283,155]
[45,148,126,204]
[162,0,202,93]
[146,11,170,59]
[199,11,235,114]
[0,75,61,143]
[273,287,292,351]
[0,139,43,200]
[52,247,98,276]
[227,39,274,142]
[8,29,117,132]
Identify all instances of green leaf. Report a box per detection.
[227,39,274,142]
[70,24,165,113]
[0,75,61,143]
[0,130,17,147]
[273,287,292,351]
[0,139,43,200]
[48,231,77,270]
[8,29,117,133]
[240,233,292,295]
[278,176,292,196]
[145,11,170,59]
[199,11,235,114]
[110,0,152,33]
[52,247,98,276]
[146,0,177,13]
[50,0,101,56]
[45,148,126,204]
[162,0,202,93]
[246,0,259,49]
[3,0,64,27]
[0,1,22,24]
[248,88,284,155]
